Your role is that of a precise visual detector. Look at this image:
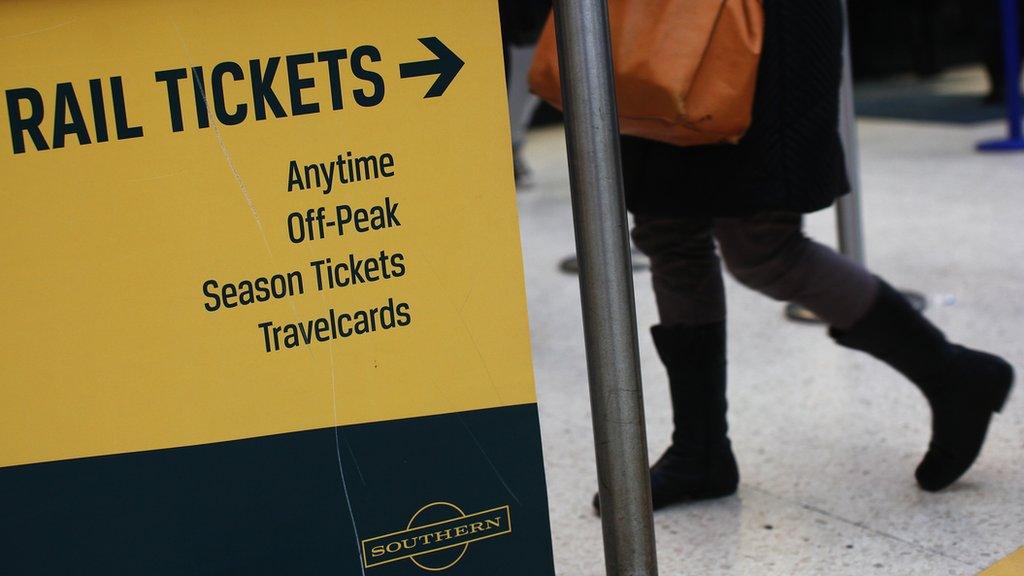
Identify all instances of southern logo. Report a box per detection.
[362,502,512,571]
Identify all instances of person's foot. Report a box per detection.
[592,443,738,514]
[512,146,534,190]
[592,321,738,515]
[831,280,1015,492]
[914,345,1013,491]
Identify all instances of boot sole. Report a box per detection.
[650,485,738,512]
[687,483,740,500]
[915,358,1015,492]
[592,484,738,516]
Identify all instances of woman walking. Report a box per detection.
[611,0,1014,510]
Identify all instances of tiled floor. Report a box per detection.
[517,69,1024,575]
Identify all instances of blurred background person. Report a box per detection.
[499,0,550,187]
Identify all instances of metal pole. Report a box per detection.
[978,0,1024,151]
[1004,0,1024,142]
[836,0,866,264]
[836,0,927,312]
[788,0,927,321]
[551,2,658,576]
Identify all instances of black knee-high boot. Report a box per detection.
[593,322,739,513]
[830,280,1015,492]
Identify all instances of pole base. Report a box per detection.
[977,138,1024,152]
[785,289,927,324]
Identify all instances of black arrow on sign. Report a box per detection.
[399,37,464,98]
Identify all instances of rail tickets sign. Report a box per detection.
[0,1,556,574]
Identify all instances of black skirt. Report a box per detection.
[622,0,850,218]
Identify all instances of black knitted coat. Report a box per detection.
[621,0,849,217]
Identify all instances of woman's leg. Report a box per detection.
[610,216,738,511]
[631,215,726,326]
[715,212,1014,491]
[714,212,878,329]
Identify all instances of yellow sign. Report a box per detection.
[0,0,534,466]
[1,3,556,574]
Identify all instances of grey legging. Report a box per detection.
[632,212,879,329]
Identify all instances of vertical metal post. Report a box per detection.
[836,0,866,264]
[551,2,659,576]
[835,0,928,313]
[1003,0,1024,142]
[978,0,1024,151]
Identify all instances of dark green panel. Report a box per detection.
[0,404,555,576]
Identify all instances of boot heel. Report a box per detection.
[990,362,1014,414]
